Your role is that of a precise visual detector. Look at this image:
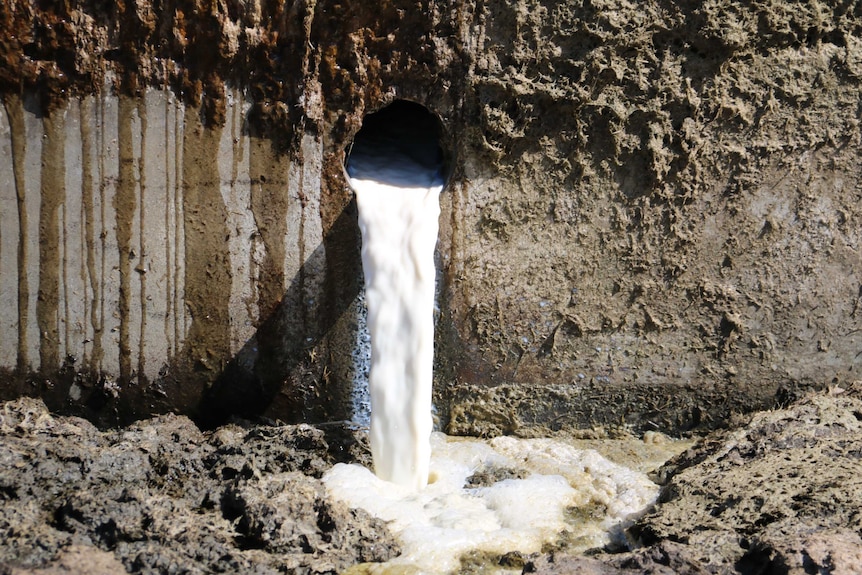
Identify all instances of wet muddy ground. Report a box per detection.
[1,383,860,575]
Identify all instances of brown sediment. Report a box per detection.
[248,137,290,320]
[37,109,64,373]
[0,396,400,573]
[4,95,30,371]
[114,96,137,382]
[180,106,232,386]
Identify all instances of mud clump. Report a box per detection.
[526,383,862,574]
[0,398,398,574]
[629,383,862,574]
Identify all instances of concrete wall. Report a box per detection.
[2,0,862,433]
[0,89,353,425]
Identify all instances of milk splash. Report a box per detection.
[345,101,445,490]
[324,433,665,575]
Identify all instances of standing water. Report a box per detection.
[344,101,445,490]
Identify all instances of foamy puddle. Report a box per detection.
[324,431,692,575]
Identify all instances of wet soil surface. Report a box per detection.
[0,399,398,575]
[1,385,861,575]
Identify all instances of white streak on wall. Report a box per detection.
[99,92,121,375]
[64,103,85,364]
[223,88,256,353]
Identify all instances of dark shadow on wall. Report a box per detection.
[194,199,363,430]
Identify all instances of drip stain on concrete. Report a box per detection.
[182,104,232,376]
[37,110,64,373]
[115,96,137,381]
[0,89,334,426]
[248,136,290,320]
[4,96,30,371]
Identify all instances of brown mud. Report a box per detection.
[0,397,398,575]
[1,384,861,575]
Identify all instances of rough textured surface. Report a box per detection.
[525,383,862,575]
[439,0,862,433]
[1,388,861,574]
[1,546,128,575]
[0,397,398,574]
[2,1,862,432]
[628,382,862,574]
[525,541,711,575]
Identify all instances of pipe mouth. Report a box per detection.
[345,100,448,189]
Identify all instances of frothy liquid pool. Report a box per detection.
[323,433,667,574]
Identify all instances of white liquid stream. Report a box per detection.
[335,105,669,573]
[349,177,442,490]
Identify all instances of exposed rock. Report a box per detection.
[522,386,862,574]
[0,546,128,575]
[525,541,712,575]
[749,528,862,575]
[620,385,861,574]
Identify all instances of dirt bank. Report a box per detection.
[527,381,862,574]
[1,384,860,574]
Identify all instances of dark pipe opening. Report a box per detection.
[345,100,449,189]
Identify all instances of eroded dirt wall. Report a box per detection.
[1,0,861,432]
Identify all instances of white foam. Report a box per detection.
[323,433,660,574]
